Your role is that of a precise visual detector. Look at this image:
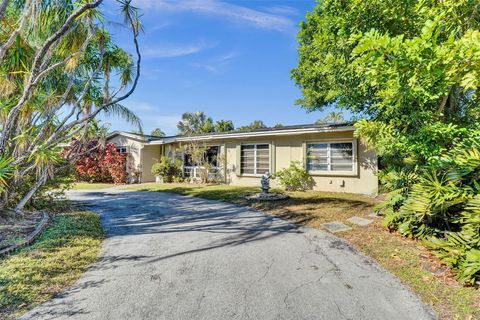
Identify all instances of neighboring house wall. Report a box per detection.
[107,135,162,183]
[107,135,143,183]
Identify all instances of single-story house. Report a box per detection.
[107,123,379,195]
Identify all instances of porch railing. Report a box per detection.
[184,166,222,181]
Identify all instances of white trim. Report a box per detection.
[115,145,130,154]
[240,143,270,176]
[107,131,149,142]
[147,126,356,145]
[306,139,358,176]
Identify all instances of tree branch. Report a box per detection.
[0,0,32,60]
[0,0,103,154]
[0,0,10,24]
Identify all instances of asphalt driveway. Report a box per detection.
[21,189,436,320]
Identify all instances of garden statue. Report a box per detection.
[245,171,287,201]
[261,171,273,194]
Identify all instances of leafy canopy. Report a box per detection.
[177,112,235,135]
[0,0,142,210]
[293,0,480,285]
[293,0,480,164]
[151,128,166,137]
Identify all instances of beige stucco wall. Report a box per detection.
[107,135,143,183]
[107,135,161,183]
[110,130,378,194]
[224,131,377,195]
[141,145,161,182]
[163,130,378,195]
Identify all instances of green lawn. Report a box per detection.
[128,183,480,320]
[71,182,115,190]
[0,211,104,320]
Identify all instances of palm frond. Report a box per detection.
[0,156,13,192]
[101,102,143,133]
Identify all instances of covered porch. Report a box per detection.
[161,142,226,182]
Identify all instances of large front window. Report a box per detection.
[307,142,355,173]
[241,144,269,175]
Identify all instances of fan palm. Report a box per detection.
[177,112,213,135]
[214,120,234,132]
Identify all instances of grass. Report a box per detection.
[0,211,104,320]
[0,212,44,249]
[128,183,480,320]
[71,182,115,190]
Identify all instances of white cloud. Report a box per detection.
[134,0,296,33]
[151,115,182,134]
[190,51,238,73]
[263,5,299,17]
[149,21,174,33]
[142,40,216,58]
[116,101,181,135]
[129,101,156,112]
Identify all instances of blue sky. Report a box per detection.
[102,0,339,135]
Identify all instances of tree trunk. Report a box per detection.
[15,169,48,212]
[0,0,9,23]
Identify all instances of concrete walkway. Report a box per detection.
[21,189,436,320]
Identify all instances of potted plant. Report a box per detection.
[151,156,175,183]
[151,162,164,183]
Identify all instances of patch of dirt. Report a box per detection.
[0,211,43,250]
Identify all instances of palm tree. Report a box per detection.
[316,111,345,125]
[0,0,143,210]
[177,112,214,135]
[239,120,267,131]
[151,128,166,137]
[214,120,234,132]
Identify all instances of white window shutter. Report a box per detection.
[270,141,276,173]
[235,144,241,176]
[302,141,307,169]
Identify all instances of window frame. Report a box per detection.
[240,143,270,176]
[305,139,358,176]
[116,146,129,154]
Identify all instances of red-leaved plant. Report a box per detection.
[71,139,127,184]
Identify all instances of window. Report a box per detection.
[116,146,128,154]
[307,141,355,173]
[241,144,269,175]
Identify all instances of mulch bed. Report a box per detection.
[0,211,44,252]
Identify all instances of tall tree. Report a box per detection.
[150,128,165,137]
[239,120,267,131]
[292,0,480,165]
[293,0,480,284]
[177,112,214,135]
[214,120,234,132]
[0,0,142,210]
[316,111,345,125]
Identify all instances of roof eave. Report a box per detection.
[107,131,149,142]
[146,125,356,145]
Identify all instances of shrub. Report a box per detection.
[151,156,182,183]
[275,161,314,191]
[72,139,127,184]
[381,136,480,285]
[103,145,128,184]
